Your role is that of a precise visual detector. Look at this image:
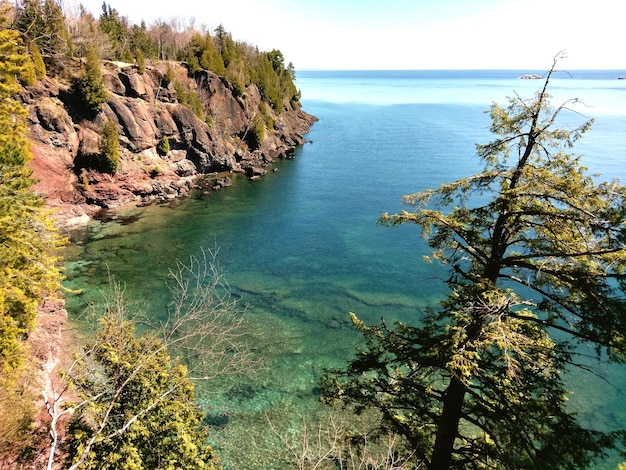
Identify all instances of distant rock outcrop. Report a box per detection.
[519,74,542,80]
[21,61,316,226]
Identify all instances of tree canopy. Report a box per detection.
[322,56,626,469]
[66,312,221,470]
[0,8,63,374]
[76,43,108,113]
[0,9,64,459]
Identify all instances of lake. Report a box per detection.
[63,69,626,469]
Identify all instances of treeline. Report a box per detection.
[12,0,300,111]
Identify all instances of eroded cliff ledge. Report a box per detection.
[21,61,316,226]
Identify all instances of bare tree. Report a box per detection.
[268,415,418,470]
[146,246,260,380]
[44,248,256,469]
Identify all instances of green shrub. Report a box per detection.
[98,119,120,174]
[66,314,220,469]
[245,116,265,150]
[173,81,204,120]
[157,135,170,155]
[135,49,145,74]
[163,63,175,86]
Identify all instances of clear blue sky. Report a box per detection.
[70,0,624,70]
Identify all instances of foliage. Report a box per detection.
[163,62,174,85]
[44,249,254,469]
[0,16,63,460]
[29,41,46,78]
[98,118,120,174]
[157,135,170,155]
[99,2,129,60]
[247,116,266,150]
[0,372,36,461]
[14,0,70,63]
[184,32,225,77]
[173,80,204,120]
[129,21,157,60]
[182,27,299,111]
[322,56,626,469]
[10,0,302,113]
[66,311,221,470]
[76,44,108,113]
[0,18,63,373]
[135,48,145,74]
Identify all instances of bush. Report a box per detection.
[173,81,204,120]
[135,49,145,74]
[66,313,221,469]
[163,63,175,86]
[157,135,170,155]
[30,43,46,79]
[98,119,120,174]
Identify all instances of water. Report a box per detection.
[62,70,626,468]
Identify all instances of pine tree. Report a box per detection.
[66,313,221,470]
[0,11,63,374]
[29,42,46,79]
[323,56,626,469]
[77,44,108,113]
[98,119,120,174]
[135,48,145,74]
[0,12,64,457]
[15,0,70,64]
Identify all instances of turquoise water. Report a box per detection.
[63,70,626,468]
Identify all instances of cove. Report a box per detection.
[62,70,626,469]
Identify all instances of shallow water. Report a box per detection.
[63,70,626,468]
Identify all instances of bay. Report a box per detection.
[63,70,626,469]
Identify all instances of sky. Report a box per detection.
[68,0,625,70]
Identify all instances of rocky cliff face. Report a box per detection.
[21,61,316,226]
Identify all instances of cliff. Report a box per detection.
[21,61,316,226]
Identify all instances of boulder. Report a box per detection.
[104,96,158,151]
[118,69,153,99]
[102,72,126,95]
[30,97,79,157]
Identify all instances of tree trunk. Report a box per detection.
[429,376,467,469]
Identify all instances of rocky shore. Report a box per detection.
[12,62,316,468]
[21,61,316,227]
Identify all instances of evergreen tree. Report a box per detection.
[15,0,70,63]
[98,118,119,174]
[76,44,108,113]
[0,11,63,374]
[129,21,157,60]
[0,17,63,460]
[29,42,46,79]
[185,33,225,76]
[135,48,145,74]
[99,2,129,60]
[67,313,221,470]
[322,56,626,469]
